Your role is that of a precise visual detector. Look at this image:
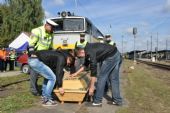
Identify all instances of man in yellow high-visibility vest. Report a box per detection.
[74,33,88,71]
[105,34,116,46]
[9,49,16,71]
[28,19,58,99]
[104,34,116,94]
[75,33,88,49]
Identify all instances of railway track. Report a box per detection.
[1,59,169,90]
[137,59,170,70]
[0,78,30,90]
[0,76,42,90]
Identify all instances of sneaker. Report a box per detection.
[92,102,102,107]
[110,101,122,106]
[42,99,57,107]
[31,92,41,96]
[41,96,45,101]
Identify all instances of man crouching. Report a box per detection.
[28,50,74,106]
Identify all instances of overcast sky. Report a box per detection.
[1,0,170,52]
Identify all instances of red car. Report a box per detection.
[17,53,30,74]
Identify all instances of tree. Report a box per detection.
[0,0,44,46]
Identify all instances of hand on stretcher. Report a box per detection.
[59,88,65,95]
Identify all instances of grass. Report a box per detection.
[0,60,170,113]
[0,91,37,113]
[116,60,170,113]
[0,74,42,113]
[0,74,28,86]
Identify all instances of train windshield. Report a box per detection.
[53,18,84,32]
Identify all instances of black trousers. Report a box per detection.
[5,60,10,71]
[0,59,6,72]
[9,60,15,71]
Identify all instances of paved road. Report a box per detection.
[0,71,22,77]
[17,92,120,113]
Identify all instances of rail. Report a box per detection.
[137,59,170,70]
[0,78,30,90]
[0,76,42,90]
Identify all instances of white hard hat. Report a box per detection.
[98,36,104,39]
[80,33,86,37]
[105,34,111,38]
[46,19,58,26]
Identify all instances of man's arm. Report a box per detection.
[28,29,40,56]
[55,57,65,94]
[70,66,85,77]
[55,57,65,88]
[49,35,54,50]
[89,77,97,96]
[70,54,90,77]
[29,29,40,47]
[84,52,97,95]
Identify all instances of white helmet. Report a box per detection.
[98,36,104,39]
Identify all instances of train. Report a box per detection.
[50,11,104,49]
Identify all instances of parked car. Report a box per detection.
[17,53,29,74]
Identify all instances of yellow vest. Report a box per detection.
[109,41,114,46]
[76,40,88,48]
[29,26,53,50]
[10,52,16,60]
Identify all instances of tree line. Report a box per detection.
[0,0,44,47]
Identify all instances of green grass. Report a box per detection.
[1,60,170,113]
[0,74,28,86]
[0,91,38,113]
[0,74,42,113]
[116,60,170,113]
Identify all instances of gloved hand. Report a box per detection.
[28,46,36,57]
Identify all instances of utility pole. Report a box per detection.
[122,35,124,56]
[147,40,149,59]
[151,34,153,59]
[166,39,168,60]
[74,0,78,13]
[147,40,149,51]
[156,32,158,61]
[133,27,137,63]
[109,24,112,35]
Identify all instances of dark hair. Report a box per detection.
[67,53,75,66]
[74,47,84,56]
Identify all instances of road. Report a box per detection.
[0,71,22,77]
[17,92,122,113]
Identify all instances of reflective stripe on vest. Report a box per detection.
[10,54,15,60]
[109,41,114,46]
[34,27,53,50]
[76,41,88,48]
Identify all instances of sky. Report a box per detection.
[1,0,170,52]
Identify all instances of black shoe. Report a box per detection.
[42,99,57,107]
[85,102,102,107]
[32,92,41,96]
[92,102,102,106]
[107,101,122,106]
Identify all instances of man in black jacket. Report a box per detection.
[28,50,74,106]
[71,43,122,106]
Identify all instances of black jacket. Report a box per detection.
[34,50,71,88]
[84,43,118,77]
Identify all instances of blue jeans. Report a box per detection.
[28,58,56,100]
[94,51,122,104]
[29,68,39,93]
